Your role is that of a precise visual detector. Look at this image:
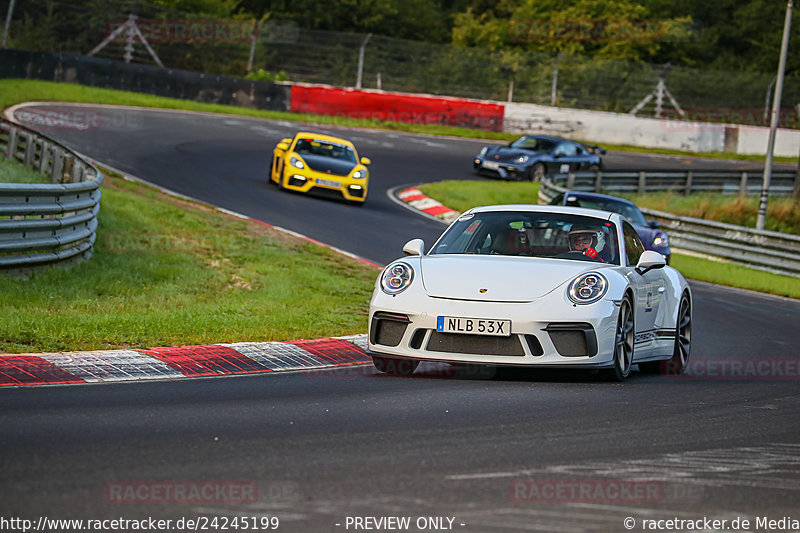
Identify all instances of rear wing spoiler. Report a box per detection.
[585,144,607,155]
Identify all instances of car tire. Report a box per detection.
[640,293,691,375]
[530,162,546,182]
[607,294,634,381]
[269,157,277,184]
[373,356,419,376]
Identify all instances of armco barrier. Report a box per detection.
[289,84,504,131]
[0,118,103,270]
[538,174,800,277]
[543,169,797,196]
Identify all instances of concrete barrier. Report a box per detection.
[503,102,800,157]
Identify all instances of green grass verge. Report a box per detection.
[419,180,542,213]
[621,192,799,235]
[0,156,50,184]
[1,79,795,162]
[0,171,379,353]
[669,253,800,299]
[418,180,800,299]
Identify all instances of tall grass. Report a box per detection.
[624,192,800,235]
[0,157,50,184]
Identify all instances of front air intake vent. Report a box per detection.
[544,323,597,357]
[427,332,525,356]
[370,313,410,347]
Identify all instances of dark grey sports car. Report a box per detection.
[473,135,605,181]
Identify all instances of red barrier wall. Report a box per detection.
[290,85,504,132]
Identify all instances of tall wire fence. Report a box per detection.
[5,0,800,128]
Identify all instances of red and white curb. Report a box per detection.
[0,335,370,387]
[396,187,461,224]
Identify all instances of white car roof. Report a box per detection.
[464,204,619,222]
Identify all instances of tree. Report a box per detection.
[453,0,693,63]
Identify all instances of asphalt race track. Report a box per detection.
[2,104,800,532]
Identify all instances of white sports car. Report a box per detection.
[368,205,692,381]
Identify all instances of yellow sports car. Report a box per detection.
[269,132,371,204]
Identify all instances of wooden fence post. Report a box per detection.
[794,144,800,198]
[61,155,74,184]
[7,128,18,160]
[739,171,748,196]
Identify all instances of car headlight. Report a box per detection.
[290,157,305,169]
[515,155,529,163]
[352,170,364,179]
[567,272,608,305]
[479,147,488,156]
[653,233,669,247]
[380,262,414,295]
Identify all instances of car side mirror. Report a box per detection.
[276,142,289,151]
[554,152,565,158]
[403,238,425,256]
[361,156,371,166]
[636,250,666,275]
[649,220,660,229]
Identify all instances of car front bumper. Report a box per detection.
[473,156,529,180]
[368,293,621,368]
[283,168,368,202]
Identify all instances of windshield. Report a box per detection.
[564,196,649,227]
[510,137,557,153]
[430,211,621,265]
[294,138,357,163]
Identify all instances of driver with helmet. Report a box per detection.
[568,225,605,262]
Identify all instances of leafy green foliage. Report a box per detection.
[245,68,289,82]
[453,0,693,63]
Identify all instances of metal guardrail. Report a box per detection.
[539,174,800,278]
[0,118,103,271]
[547,168,799,197]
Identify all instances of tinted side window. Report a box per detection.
[556,143,577,157]
[623,222,645,266]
